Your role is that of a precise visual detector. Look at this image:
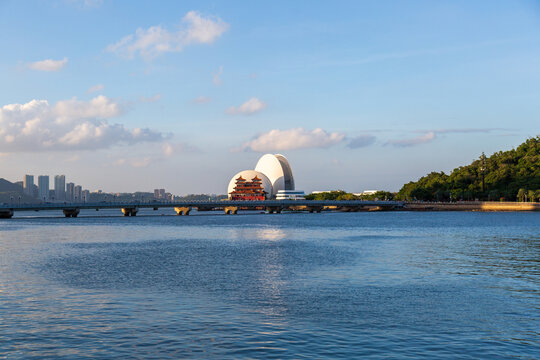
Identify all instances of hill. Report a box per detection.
[0,178,39,204]
[396,137,540,201]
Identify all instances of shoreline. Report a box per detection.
[400,201,539,212]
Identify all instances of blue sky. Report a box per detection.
[0,0,538,194]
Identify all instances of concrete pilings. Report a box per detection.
[174,207,191,216]
[121,207,138,216]
[224,206,238,215]
[306,206,323,213]
[63,209,80,218]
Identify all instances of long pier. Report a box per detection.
[0,200,404,218]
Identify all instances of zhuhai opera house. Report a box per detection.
[227,154,305,200]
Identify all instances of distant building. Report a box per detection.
[23,175,34,196]
[38,175,49,201]
[82,190,90,202]
[66,182,75,202]
[153,188,167,200]
[275,190,305,200]
[54,175,66,201]
[74,185,82,202]
[14,181,23,188]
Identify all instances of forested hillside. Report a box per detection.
[396,137,539,201]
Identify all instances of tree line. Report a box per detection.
[304,137,539,202]
[395,136,539,201]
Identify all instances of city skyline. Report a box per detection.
[11,172,179,203]
[0,1,539,194]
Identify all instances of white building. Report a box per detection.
[254,154,295,195]
[275,190,305,200]
[227,170,273,199]
[228,154,303,200]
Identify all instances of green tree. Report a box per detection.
[517,188,526,202]
[397,137,539,201]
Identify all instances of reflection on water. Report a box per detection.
[0,212,538,358]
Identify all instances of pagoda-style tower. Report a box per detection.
[229,176,267,201]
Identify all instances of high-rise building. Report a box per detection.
[54,175,65,201]
[38,175,49,201]
[74,185,82,202]
[82,190,90,202]
[66,182,75,202]
[23,175,34,196]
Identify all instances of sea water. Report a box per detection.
[0,210,538,358]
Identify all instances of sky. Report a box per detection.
[0,0,539,194]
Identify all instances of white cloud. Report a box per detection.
[27,57,68,72]
[54,95,122,120]
[192,96,211,104]
[87,84,104,93]
[213,65,223,85]
[0,96,164,152]
[387,132,436,147]
[139,94,161,103]
[107,11,228,60]
[226,97,267,115]
[238,128,345,152]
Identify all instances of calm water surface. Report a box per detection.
[0,210,538,358]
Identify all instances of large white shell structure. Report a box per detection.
[254,154,295,195]
[227,170,273,199]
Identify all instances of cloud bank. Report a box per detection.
[107,11,229,60]
[0,96,164,152]
[238,128,345,152]
[27,57,68,72]
[226,97,267,115]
